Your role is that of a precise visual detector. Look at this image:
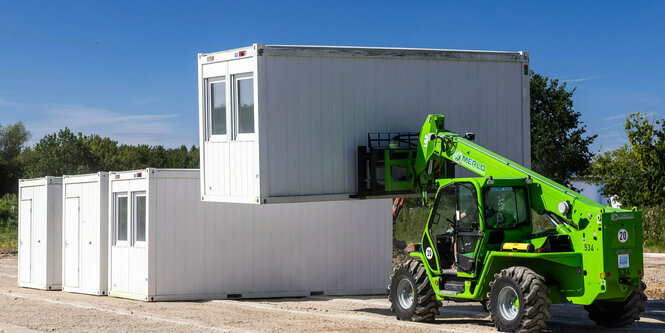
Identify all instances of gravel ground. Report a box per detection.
[643,256,665,300]
[0,254,664,332]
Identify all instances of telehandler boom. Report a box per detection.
[357,114,646,332]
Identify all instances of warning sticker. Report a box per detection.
[618,254,630,268]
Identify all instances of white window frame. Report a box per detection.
[206,76,229,142]
[132,192,147,247]
[113,193,129,246]
[232,73,256,141]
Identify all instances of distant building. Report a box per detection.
[570,179,621,209]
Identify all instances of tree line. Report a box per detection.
[0,126,199,196]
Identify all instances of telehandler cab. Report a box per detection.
[356,115,646,332]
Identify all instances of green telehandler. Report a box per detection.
[356,115,647,332]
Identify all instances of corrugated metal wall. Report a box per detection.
[110,169,392,301]
[261,56,527,197]
[203,140,259,201]
[18,178,62,290]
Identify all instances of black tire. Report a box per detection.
[480,299,489,312]
[388,259,440,322]
[487,266,551,332]
[584,281,647,327]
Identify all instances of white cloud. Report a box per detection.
[0,97,194,147]
[604,113,628,121]
[603,111,658,121]
[563,75,605,83]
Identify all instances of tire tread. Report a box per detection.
[488,266,550,332]
[389,259,440,322]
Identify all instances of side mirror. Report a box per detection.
[464,132,475,141]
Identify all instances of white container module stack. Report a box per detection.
[108,169,391,301]
[198,44,531,204]
[62,173,109,295]
[18,177,63,290]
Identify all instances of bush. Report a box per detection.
[0,193,18,250]
[0,193,18,229]
[643,206,665,252]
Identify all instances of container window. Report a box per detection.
[114,194,128,244]
[236,77,254,134]
[211,80,226,135]
[134,193,147,243]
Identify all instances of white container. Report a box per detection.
[17,176,63,290]
[108,169,391,301]
[198,44,531,204]
[62,173,109,295]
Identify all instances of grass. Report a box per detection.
[394,199,431,243]
[643,205,665,252]
[0,228,17,250]
[0,193,18,251]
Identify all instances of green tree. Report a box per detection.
[23,128,96,178]
[165,145,188,168]
[530,72,597,187]
[186,145,200,168]
[0,122,30,194]
[164,145,200,168]
[18,127,199,183]
[85,134,119,171]
[591,113,665,207]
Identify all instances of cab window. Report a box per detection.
[429,185,455,236]
[483,187,529,228]
[457,183,479,231]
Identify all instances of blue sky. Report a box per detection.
[0,1,663,151]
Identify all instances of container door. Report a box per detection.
[111,192,130,293]
[80,192,96,292]
[31,195,47,286]
[128,192,148,296]
[18,200,32,283]
[64,197,80,288]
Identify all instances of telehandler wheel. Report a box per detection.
[584,281,647,327]
[388,259,440,322]
[487,266,551,332]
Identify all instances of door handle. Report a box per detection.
[37,240,41,243]
[88,241,92,245]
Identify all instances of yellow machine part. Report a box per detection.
[501,242,535,253]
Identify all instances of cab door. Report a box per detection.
[423,184,456,273]
[455,183,482,273]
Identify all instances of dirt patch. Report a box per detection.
[0,249,17,259]
[643,256,665,300]
[644,284,665,300]
[392,245,410,268]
